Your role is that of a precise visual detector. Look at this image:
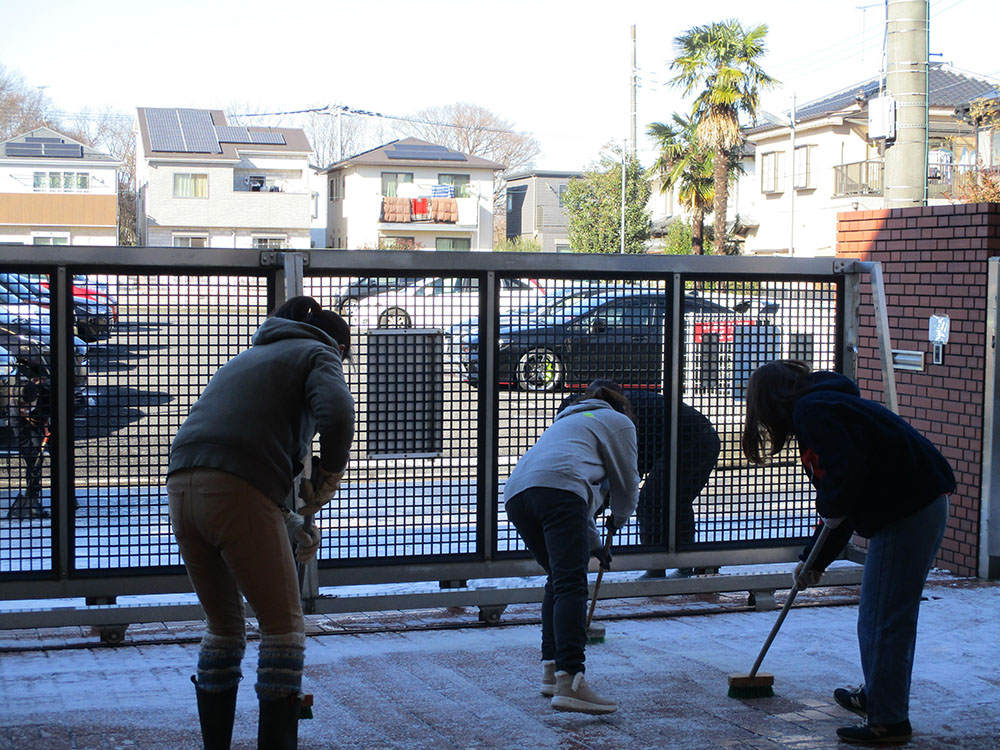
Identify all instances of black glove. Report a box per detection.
[605,514,618,534]
[592,545,612,571]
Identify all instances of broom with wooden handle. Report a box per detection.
[585,522,615,645]
[728,519,836,698]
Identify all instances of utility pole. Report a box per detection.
[884,0,928,208]
[620,140,627,254]
[630,24,637,159]
[789,93,797,255]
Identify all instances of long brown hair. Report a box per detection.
[559,378,636,424]
[741,360,811,464]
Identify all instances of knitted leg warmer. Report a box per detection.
[196,632,246,693]
[256,632,306,700]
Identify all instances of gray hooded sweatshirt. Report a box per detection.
[503,399,639,550]
[168,317,354,506]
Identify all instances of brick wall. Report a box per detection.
[836,202,1000,576]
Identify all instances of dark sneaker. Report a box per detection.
[834,685,867,716]
[837,719,912,744]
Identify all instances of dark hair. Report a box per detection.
[558,378,635,424]
[271,296,351,359]
[741,360,811,464]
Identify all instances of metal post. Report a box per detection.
[981,258,1000,578]
[868,261,899,413]
[789,94,796,255]
[482,271,499,561]
[53,266,73,578]
[620,143,626,254]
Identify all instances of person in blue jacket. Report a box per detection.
[741,360,954,746]
[505,380,639,716]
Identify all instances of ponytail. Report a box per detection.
[271,295,352,359]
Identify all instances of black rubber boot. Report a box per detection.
[192,675,238,750]
[257,692,301,750]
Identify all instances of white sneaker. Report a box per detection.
[550,671,617,715]
[540,660,556,697]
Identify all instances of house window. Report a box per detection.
[32,171,90,192]
[794,145,814,190]
[438,173,470,198]
[253,237,287,249]
[435,237,471,251]
[558,184,568,207]
[173,173,209,198]
[173,235,208,248]
[33,234,69,245]
[329,175,344,201]
[761,151,784,194]
[383,236,415,250]
[381,172,413,197]
[555,241,571,252]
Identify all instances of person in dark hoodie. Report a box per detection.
[167,296,354,750]
[742,360,954,746]
[504,380,639,716]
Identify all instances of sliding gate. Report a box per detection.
[0,246,868,633]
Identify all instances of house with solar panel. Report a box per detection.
[134,108,316,249]
[0,127,119,246]
[734,63,1000,256]
[320,138,503,251]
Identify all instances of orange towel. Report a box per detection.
[381,197,411,223]
[431,197,458,223]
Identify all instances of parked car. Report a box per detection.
[457,290,744,392]
[352,276,545,332]
[0,273,114,342]
[0,310,89,415]
[330,277,419,319]
[40,275,119,324]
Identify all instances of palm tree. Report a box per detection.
[647,114,714,254]
[671,19,775,254]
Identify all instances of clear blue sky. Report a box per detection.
[1,0,996,169]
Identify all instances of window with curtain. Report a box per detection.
[173,173,209,198]
[33,235,69,245]
[173,235,208,247]
[32,171,90,192]
[794,145,814,190]
[438,173,471,197]
[381,172,413,197]
[761,151,785,194]
[252,237,287,249]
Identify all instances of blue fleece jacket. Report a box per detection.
[794,372,955,568]
[503,399,639,550]
[168,317,354,506]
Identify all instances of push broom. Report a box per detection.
[727,520,834,699]
[585,524,615,645]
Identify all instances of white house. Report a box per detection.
[321,138,502,251]
[735,64,1000,257]
[0,127,119,246]
[134,107,315,249]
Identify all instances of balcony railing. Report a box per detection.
[833,160,884,197]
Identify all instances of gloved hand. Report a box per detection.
[793,560,823,590]
[283,508,323,563]
[298,456,344,516]
[592,545,612,571]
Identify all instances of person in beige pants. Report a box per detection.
[167,296,354,750]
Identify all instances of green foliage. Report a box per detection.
[563,151,652,254]
[663,218,693,255]
[494,236,543,252]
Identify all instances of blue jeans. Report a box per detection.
[506,487,591,675]
[858,494,948,725]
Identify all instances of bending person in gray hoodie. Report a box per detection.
[167,296,354,750]
[504,380,639,716]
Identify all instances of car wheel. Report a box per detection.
[338,297,359,320]
[517,348,563,392]
[378,307,411,328]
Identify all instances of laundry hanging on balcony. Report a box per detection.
[411,197,431,221]
[381,196,412,222]
[431,197,458,223]
[430,184,455,198]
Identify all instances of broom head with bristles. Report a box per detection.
[727,672,775,699]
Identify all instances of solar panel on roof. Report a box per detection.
[43,144,83,158]
[215,126,254,144]
[386,147,467,161]
[178,109,221,153]
[25,136,64,143]
[146,108,186,152]
[249,131,286,145]
[4,143,44,156]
